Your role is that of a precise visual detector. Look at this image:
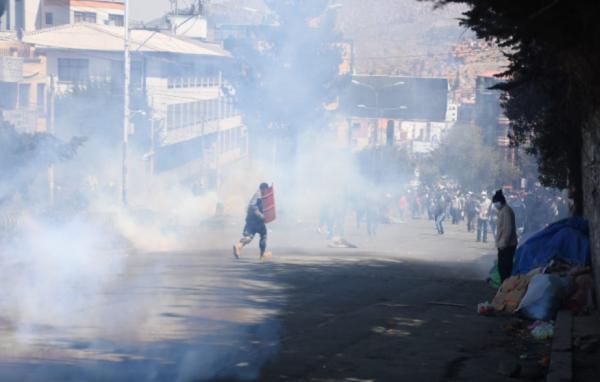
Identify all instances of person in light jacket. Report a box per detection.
[493,189,518,282]
[476,191,491,242]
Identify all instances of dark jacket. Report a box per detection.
[246,191,265,225]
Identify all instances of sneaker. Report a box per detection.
[233,243,241,259]
[260,251,272,260]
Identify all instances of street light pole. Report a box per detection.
[351,79,407,145]
[122,0,130,206]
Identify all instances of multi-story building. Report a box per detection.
[43,0,125,28]
[0,33,48,133]
[0,0,42,32]
[22,23,246,188]
[0,0,125,32]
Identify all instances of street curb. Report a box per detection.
[547,310,573,382]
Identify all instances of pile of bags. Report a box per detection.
[489,217,594,323]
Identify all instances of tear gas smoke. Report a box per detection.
[0,1,558,381]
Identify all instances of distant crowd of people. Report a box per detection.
[314,183,570,250]
[415,185,570,241]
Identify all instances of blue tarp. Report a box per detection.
[512,217,590,275]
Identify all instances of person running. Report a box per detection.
[233,183,271,259]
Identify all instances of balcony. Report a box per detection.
[160,115,242,146]
[0,56,24,82]
[167,76,220,89]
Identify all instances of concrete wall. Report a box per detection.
[42,3,70,26]
[582,112,600,308]
[41,0,125,28]
[24,0,42,30]
[71,4,124,26]
[45,49,116,84]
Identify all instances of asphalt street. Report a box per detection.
[0,216,541,382]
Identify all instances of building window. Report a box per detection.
[36,83,46,114]
[18,84,30,108]
[58,58,89,82]
[74,11,97,24]
[45,12,53,25]
[108,14,124,26]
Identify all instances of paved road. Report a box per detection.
[0,217,541,381]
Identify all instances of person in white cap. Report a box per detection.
[476,191,491,242]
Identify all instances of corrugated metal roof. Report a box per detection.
[22,23,230,57]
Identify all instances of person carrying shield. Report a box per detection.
[233,182,273,259]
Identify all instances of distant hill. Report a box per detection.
[208,0,506,101]
[336,0,506,101]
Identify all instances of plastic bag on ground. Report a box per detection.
[516,274,571,321]
[529,321,554,340]
[488,262,501,289]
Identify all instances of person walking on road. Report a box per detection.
[233,183,271,259]
[477,191,491,242]
[451,193,461,225]
[434,193,447,235]
[493,189,518,283]
[465,192,477,232]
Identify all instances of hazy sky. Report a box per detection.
[130,0,172,22]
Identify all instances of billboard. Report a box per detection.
[342,75,449,122]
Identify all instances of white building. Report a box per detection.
[0,0,125,32]
[43,0,125,28]
[23,23,246,186]
[1,0,42,31]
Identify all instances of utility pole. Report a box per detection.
[215,71,222,193]
[122,0,130,206]
[48,75,56,205]
[170,0,179,33]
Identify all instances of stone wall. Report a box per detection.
[582,112,600,307]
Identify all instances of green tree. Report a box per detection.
[431,123,519,191]
[431,0,600,214]
[429,0,600,302]
[0,119,84,204]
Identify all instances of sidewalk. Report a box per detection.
[573,312,600,381]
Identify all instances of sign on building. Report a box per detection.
[0,56,23,82]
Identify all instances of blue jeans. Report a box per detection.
[435,213,446,234]
[477,218,488,242]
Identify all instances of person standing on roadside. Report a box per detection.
[477,191,491,242]
[493,189,518,283]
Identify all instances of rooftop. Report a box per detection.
[22,23,231,57]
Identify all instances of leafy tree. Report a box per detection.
[56,82,149,147]
[431,0,600,214]
[227,0,342,161]
[0,119,84,205]
[430,123,520,191]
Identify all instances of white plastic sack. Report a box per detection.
[516,274,571,321]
